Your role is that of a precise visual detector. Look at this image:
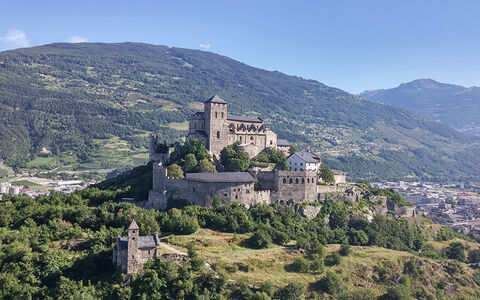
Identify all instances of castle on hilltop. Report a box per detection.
[145,95,333,210]
[187,95,290,158]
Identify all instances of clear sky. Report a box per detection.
[1,0,479,93]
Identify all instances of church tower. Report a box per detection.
[204,95,229,155]
[127,219,139,274]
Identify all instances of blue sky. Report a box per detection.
[1,0,479,93]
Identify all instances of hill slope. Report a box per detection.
[1,43,479,181]
[360,79,480,137]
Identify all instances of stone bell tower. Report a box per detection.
[204,95,229,156]
[127,219,139,274]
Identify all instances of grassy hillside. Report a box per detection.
[1,43,480,181]
[1,188,480,299]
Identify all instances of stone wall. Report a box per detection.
[272,170,318,203]
[254,190,271,205]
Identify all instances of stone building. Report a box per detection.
[187,95,287,158]
[147,163,266,210]
[113,220,160,275]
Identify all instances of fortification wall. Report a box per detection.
[272,170,318,203]
[253,190,271,205]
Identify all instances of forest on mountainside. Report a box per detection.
[1,42,479,181]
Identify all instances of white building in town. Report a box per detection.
[286,152,321,172]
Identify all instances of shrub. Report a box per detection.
[403,260,419,278]
[274,282,304,300]
[315,271,344,295]
[338,288,376,300]
[468,249,480,263]
[247,230,272,249]
[419,243,440,259]
[310,254,325,273]
[289,257,311,273]
[378,285,412,300]
[348,228,369,246]
[445,242,465,262]
[473,270,480,286]
[325,252,342,266]
[339,243,351,256]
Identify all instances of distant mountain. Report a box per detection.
[0,43,479,181]
[360,79,480,137]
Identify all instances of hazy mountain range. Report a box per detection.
[360,79,480,137]
[0,43,479,181]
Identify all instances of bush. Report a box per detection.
[348,228,368,246]
[473,270,480,286]
[289,257,311,273]
[315,271,344,295]
[468,249,480,263]
[445,242,465,262]
[247,230,272,249]
[325,252,342,266]
[403,260,419,278]
[274,282,304,300]
[339,243,351,256]
[338,288,376,300]
[419,243,440,259]
[378,285,412,300]
[310,254,325,273]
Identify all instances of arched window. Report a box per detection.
[217,131,220,138]
[302,178,305,184]
[250,136,254,141]
[295,178,299,184]
[215,112,218,118]
[307,178,310,183]
[289,178,293,184]
[221,112,224,118]
[283,178,287,184]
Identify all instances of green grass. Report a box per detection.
[26,157,58,169]
[161,229,480,298]
[10,180,47,189]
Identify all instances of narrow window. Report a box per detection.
[250,136,254,141]
[307,178,310,183]
[270,140,273,145]
[283,178,287,184]
[289,178,293,184]
[235,195,238,199]
[295,178,299,184]
[217,131,220,138]
[215,112,218,118]
[302,178,305,184]
[132,255,134,259]
[221,112,224,118]
[132,237,135,240]
[240,136,242,142]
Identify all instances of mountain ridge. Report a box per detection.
[0,42,479,181]
[360,79,480,137]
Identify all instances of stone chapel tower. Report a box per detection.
[204,95,229,155]
[127,219,139,274]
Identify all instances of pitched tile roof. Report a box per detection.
[186,172,254,183]
[117,236,159,250]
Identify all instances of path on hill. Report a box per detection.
[159,242,186,255]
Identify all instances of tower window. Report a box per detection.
[217,131,220,138]
[240,136,242,142]
[302,178,305,184]
[270,140,273,145]
[222,112,224,118]
[283,178,287,184]
[250,136,254,141]
[296,178,299,184]
[289,178,293,184]
[215,112,218,118]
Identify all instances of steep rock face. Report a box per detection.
[360,79,480,137]
[296,205,322,219]
[1,43,479,181]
